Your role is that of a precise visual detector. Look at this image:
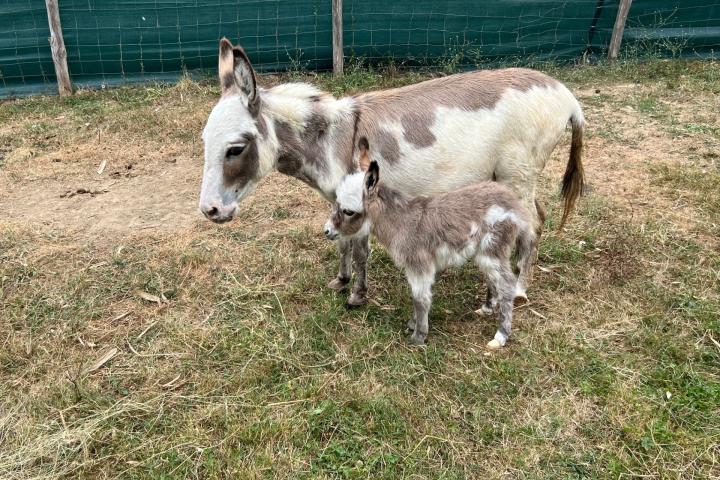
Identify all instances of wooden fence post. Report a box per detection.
[45,0,72,95]
[332,0,343,76]
[608,0,633,61]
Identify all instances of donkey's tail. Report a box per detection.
[559,108,585,229]
[514,223,538,300]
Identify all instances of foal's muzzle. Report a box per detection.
[324,221,339,240]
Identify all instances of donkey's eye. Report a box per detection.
[342,209,356,217]
[226,145,246,158]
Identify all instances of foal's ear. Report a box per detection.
[365,161,380,193]
[218,38,259,112]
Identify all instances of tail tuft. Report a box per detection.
[560,112,585,229]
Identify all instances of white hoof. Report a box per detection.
[486,339,502,350]
[475,304,494,316]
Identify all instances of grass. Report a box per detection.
[1,58,720,479]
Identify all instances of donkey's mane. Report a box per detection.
[266,82,323,99]
[261,82,334,131]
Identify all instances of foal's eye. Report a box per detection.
[226,145,246,158]
[342,209,356,217]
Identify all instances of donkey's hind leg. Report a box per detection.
[328,237,352,291]
[534,198,547,237]
[347,234,370,307]
[514,225,538,303]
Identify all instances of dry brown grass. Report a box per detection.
[1,60,719,479]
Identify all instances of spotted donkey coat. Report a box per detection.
[199,39,584,307]
[324,143,537,348]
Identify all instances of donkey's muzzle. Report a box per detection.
[200,202,236,223]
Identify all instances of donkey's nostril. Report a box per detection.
[201,203,236,223]
[324,229,330,235]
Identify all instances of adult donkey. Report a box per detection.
[200,39,584,306]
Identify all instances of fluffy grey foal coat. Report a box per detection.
[325,148,537,348]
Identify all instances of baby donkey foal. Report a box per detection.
[324,142,537,348]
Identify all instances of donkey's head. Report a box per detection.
[199,39,273,223]
[324,140,378,240]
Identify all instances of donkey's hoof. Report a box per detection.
[407,333,427,346]
[346,292,368,308]
[475,304,494,316]
[328,277,350,292]
[486,339,503,350]
[406,319,416,331]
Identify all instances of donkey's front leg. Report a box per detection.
[328,237,352,291]
[347,235,370,306]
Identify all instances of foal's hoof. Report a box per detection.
[513,294,528,306]
[486,339,503,350]
[514,287,528,306]
[407,333,427,346]
[327,277,350,292]
[406,319,416,331]
[475,304,494,316]
[346,292,368,308]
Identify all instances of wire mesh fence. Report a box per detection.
[1,0,719,98]
[343,0,720,67]
[344,0,615,66]
[1,0,56,97]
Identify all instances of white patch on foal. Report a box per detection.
[484,205,519,226]
[335,171,365,212]
[480,233,495,252]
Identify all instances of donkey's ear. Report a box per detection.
[358,136,371,171]
[365,161,379,193]
[218,38,259,110]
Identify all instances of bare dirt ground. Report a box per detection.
[0,105,329,242]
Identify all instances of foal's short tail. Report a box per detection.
[560,110,585,228]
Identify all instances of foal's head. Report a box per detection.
[199,39,271,223]
[324,141,379,240]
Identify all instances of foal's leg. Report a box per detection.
[477,280,496,316]
[480,257,516,350]
[327,237,352,291]
[406,271,434,345]
[347,234,370,306]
